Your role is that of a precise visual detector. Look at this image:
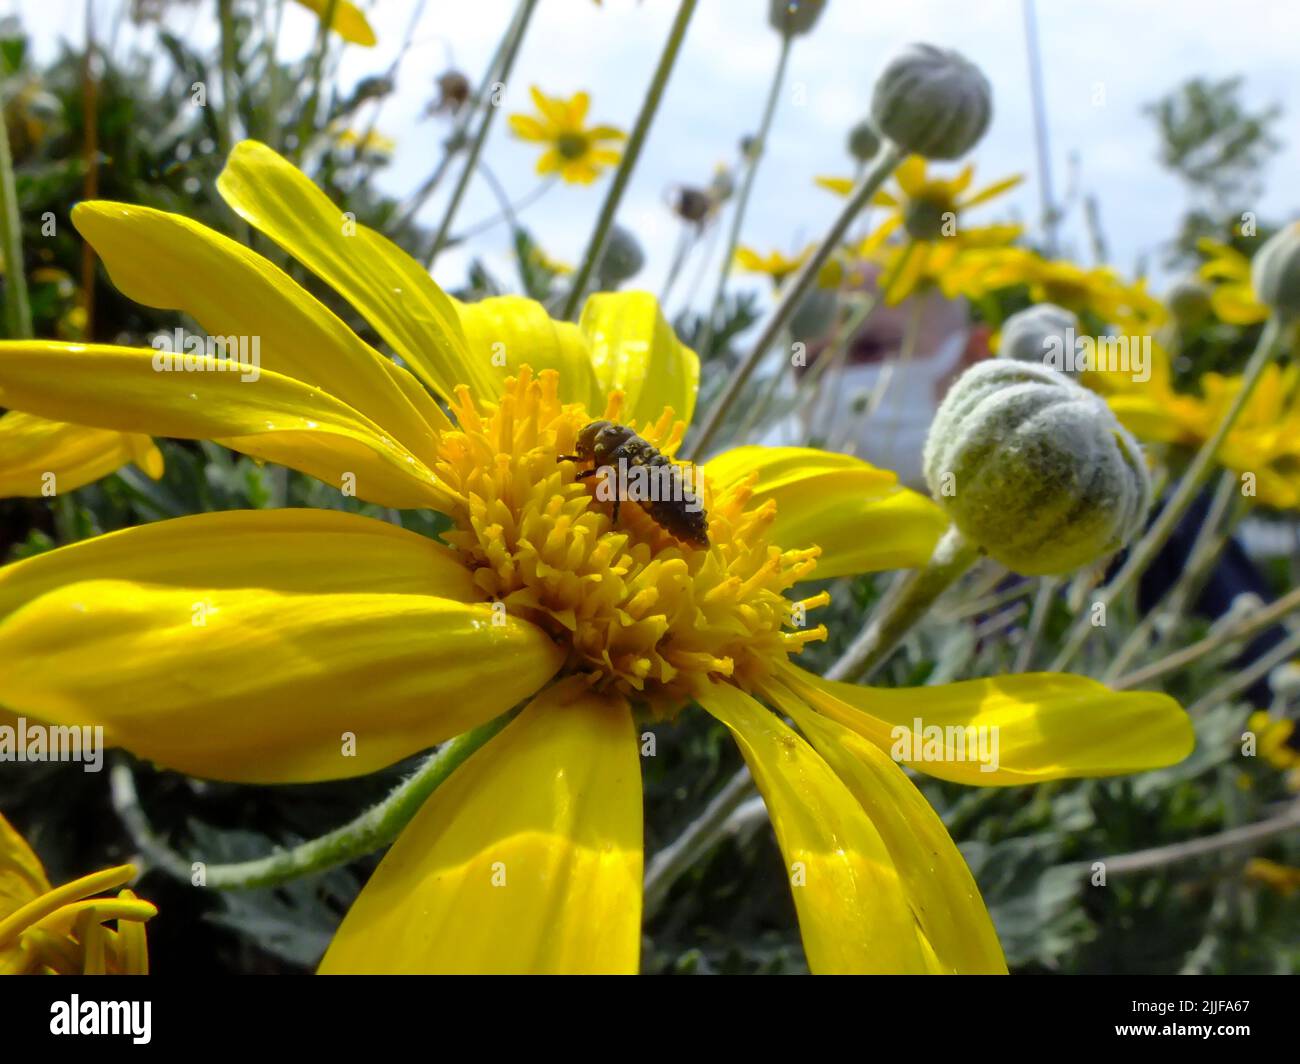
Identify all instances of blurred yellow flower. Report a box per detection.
[1245,858,1300,896]
[1196,237,1268,325]
[1104,361,1300,509]
[527,246,573,275]
[0,812,155,974]
[734,245,842,289]
[508,88,625,184]
[1249,710,1300,771]
[822,157,1023,304]
[956,248,1166,330]
[292,0,376,46]
[334,127,396,157]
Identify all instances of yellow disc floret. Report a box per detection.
[434,367,828,716]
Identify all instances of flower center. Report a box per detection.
[555,131,590,161]
[433,368,828,717]
[903,193,954,242]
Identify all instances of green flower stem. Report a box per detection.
[1185,626,1300,717]
[1050,315,1286,672]
[694,31,792,357]
[658,223,693,305]
[109,714,513,890]
[1114,583,1300,692]
[455,175,556,243]
[1102,469,1238,682]
[426,0,539,267]
[827,524,982,684]
[642,765,756,918]
[294,0,340,162]
[687,142,904,459]
[560,0,698,320]
[1013,576,1061,672]
[352,0,430,176]
[0,83,32,340]
[797,291,878,403]
[217,0,239,159]
[394,8,516,232]
[1066,799,1300,879]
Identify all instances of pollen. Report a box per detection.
[433,367,828,716]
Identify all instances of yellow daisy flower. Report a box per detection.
[953,248,1166,331]
[0,812,155,974]
[819,156,1023,304]
[0,141,1193,974]
[734,245,843,290]
[508,88,626,185]
[1195,237,1268,325]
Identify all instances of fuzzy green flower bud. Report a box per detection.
[870,43,992,161]
[1251,222,1300,320]
[1165,275,1213,331]
[923,360,1151,576]
[769,0,827,38]
[847,118,881,163]
[596,225,645,285]
[997,303,1080,372]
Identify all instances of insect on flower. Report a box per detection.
[557,420,710,548]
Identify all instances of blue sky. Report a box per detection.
[15,0,1300,309]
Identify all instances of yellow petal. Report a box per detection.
[699,682,931,974]
[567,90,591,127]
[781,665,1195,786]
[961,173,1024,209]
[73,200,449,455]
[704,446,947,576]
[578,291,700,429]
[507,114,549,142]
[529,86,570,128]
[0,509,563,783]
[127,434,165,480]
[814,175,854,197]
[290,0,376,46]
[1107,394,1195,445]
[1210,284,1268,326]
[762,678,1006,974]
[217,141,495,405]
[452,296,603,410]
[884,241,928,305]
[0,812,51,920]
[894,155,928,197]
[320,679,642,974]
[0,412,154,498]
[0,341,452,510]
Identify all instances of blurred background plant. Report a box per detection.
[1,0,1298,975]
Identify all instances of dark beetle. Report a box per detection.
[557,420,710,549]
